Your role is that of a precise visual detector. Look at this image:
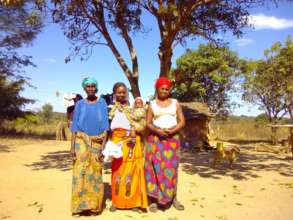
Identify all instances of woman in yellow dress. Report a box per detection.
[108,82,148,212]
[70,77,109,215]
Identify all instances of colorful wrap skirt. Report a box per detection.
[71,131,105,214]
[144,134,181,205]
[111,128,148,209]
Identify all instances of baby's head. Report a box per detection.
[134,97,144,108]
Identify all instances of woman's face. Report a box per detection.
[157,84,170,100]
[114,85,127,103]
[85,84,97,96]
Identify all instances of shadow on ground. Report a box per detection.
[25,150,114,173]
[25,150,72,171]
[0,144,12,153]
[181,144,293,180]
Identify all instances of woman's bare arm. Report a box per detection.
[101,131,108,150]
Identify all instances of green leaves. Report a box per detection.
[40,103,54,123]
[171,43,242,115]
[242,35,293,123]
[0,78,34,121]
[0,2,42,121]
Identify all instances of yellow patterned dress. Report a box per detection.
[109,103,148,209]
[71,132,105,214]
[111,129,148,209]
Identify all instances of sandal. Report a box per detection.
[109,205,117,212]
[172,199,184,211]
[149,203,158,213]
[131,207,141,213]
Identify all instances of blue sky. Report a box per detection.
[19,2,293,116]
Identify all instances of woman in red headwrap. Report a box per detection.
[145,77,185,212]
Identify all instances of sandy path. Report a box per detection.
[0,139,292,220]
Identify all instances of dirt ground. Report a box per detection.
[0,138,292,220]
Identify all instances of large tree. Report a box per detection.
[276,36,293,120]
[0,1,42,80]
[0,1,42,120]
[243,37,293,123]
[170,44,243,114]
[45,0,272,97]
[242,37,293,143]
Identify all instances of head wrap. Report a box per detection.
[82,77,98,89]
[155,77,171,89]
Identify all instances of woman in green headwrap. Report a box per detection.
[70,77,109,215]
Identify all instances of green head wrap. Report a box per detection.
[82,77,98,89]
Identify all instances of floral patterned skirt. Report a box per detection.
[71,132,105,214]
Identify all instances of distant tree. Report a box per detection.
[254,113,269,124]
[0,78,34,121]
[243,39,292,123]
[40,103,53,123]
[170,44,243,114]
[45,0,275,97]
[242,37,293,143]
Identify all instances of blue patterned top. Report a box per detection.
[71,98,109,136]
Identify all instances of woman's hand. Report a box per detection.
[97,153,104,162]
[164,126,177,136]
[156,128,168,137]
[71,132,77,163]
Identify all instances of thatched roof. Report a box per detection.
[180,102,215,120]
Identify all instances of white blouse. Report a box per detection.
[110,109,131,130]
[151,98,178,129]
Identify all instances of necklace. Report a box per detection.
[109,102,134,126]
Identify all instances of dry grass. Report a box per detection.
[0,121,59,139]
[211,119,289,142]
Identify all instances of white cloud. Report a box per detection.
[248,14,293,30]
[234,38,255,47]
[43,58,57,63]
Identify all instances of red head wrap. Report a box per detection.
[155,77,171,89]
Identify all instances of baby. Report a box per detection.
[128,97,147,158]
[131,97,146,135]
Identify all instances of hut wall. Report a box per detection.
[182,118,209,148]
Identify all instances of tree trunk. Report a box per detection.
[289,127,293,158]
[95,3,141,98]
[289,108,293,121]
[158,41,173,77]
[128,76,141,98]
[271,126,277,145]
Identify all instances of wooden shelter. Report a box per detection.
[180,102,215,150]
